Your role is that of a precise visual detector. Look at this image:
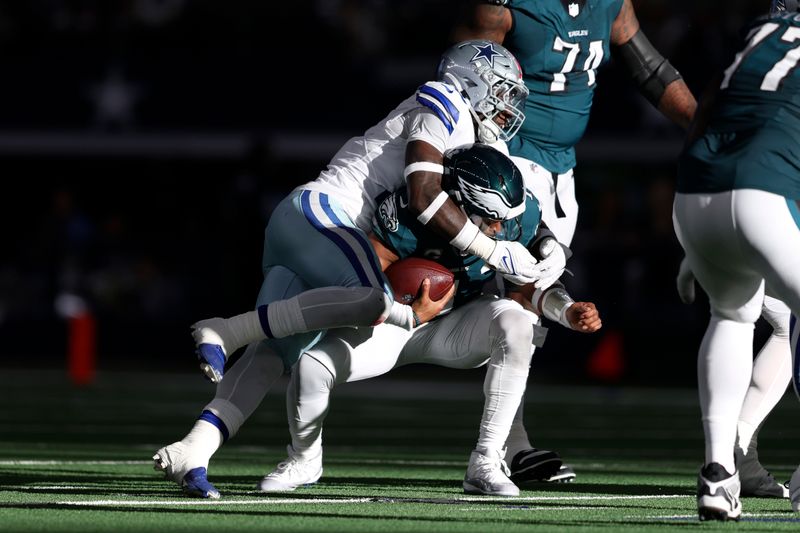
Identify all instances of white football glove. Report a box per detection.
[486,239,540,285]
[676,256,696,304]
[530,237,567,290]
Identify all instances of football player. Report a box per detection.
[189,39,560,386]
[673,0,800,519]
[678,267,792,500]
[452,0,698,485]
[258,144,601,496]
[153,41,567,498]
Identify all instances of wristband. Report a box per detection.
[462,227,495,259]
[450,219,482,252]
[384,300,416,330]
[540,287,574,328]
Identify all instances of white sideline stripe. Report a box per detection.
[0,460,150,465]
[58,498,374,506]
[53,494,690,507]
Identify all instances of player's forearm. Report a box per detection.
[407,183,470,240]
[658,80,697,130]
[615,29,696,128]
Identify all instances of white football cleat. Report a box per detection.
[153,441,219,499]
[697,463,741,521]
[259,446,323,492]
[463,448,520,497]
[735,446,789,498]
[790,466,800,512]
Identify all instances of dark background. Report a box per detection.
[0,0,774,386]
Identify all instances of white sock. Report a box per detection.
[477,309,533,455]
[698,317,754,473]
[478,361,529,454]
[737,315,792,453]
[504,401,533,460]
[179,420,224,469]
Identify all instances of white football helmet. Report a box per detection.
[436,40,529,144]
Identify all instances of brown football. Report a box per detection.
[384,257,455,304]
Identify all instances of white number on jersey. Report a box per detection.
[550,39,604,92]
[721,22,800,92]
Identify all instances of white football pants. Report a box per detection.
[511,157,578,246]
[673,189,800,473]
[286,296,536,461]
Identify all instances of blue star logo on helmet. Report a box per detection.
[470,43,502,68]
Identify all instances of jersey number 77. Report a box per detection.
[721,21,800,92]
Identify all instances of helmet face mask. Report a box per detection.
[772,0,800,14]
[443,144,526,241]
[437,40,529,144]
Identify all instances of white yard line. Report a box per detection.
[57,498,375,506]
[52,494,691,507]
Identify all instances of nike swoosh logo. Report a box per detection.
[501,255,516,275]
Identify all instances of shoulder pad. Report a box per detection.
[416,81,470,134]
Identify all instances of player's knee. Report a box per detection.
[489,307,535,369]
[711,305,761,324]
[762,296,791,338]
[294,353,337,393]
[359,287,393,326]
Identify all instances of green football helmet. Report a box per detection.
[443,144,525,233]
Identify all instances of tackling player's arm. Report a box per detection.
[405,140,469,240]
[451,1,512,43]
[611,0,697,129]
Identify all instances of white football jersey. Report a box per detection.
[300,81,482,231]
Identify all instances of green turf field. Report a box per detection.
[1,369,798,532]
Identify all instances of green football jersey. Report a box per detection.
[373,187,542,307]
[678,14,800,198]
[503,0,624,174]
